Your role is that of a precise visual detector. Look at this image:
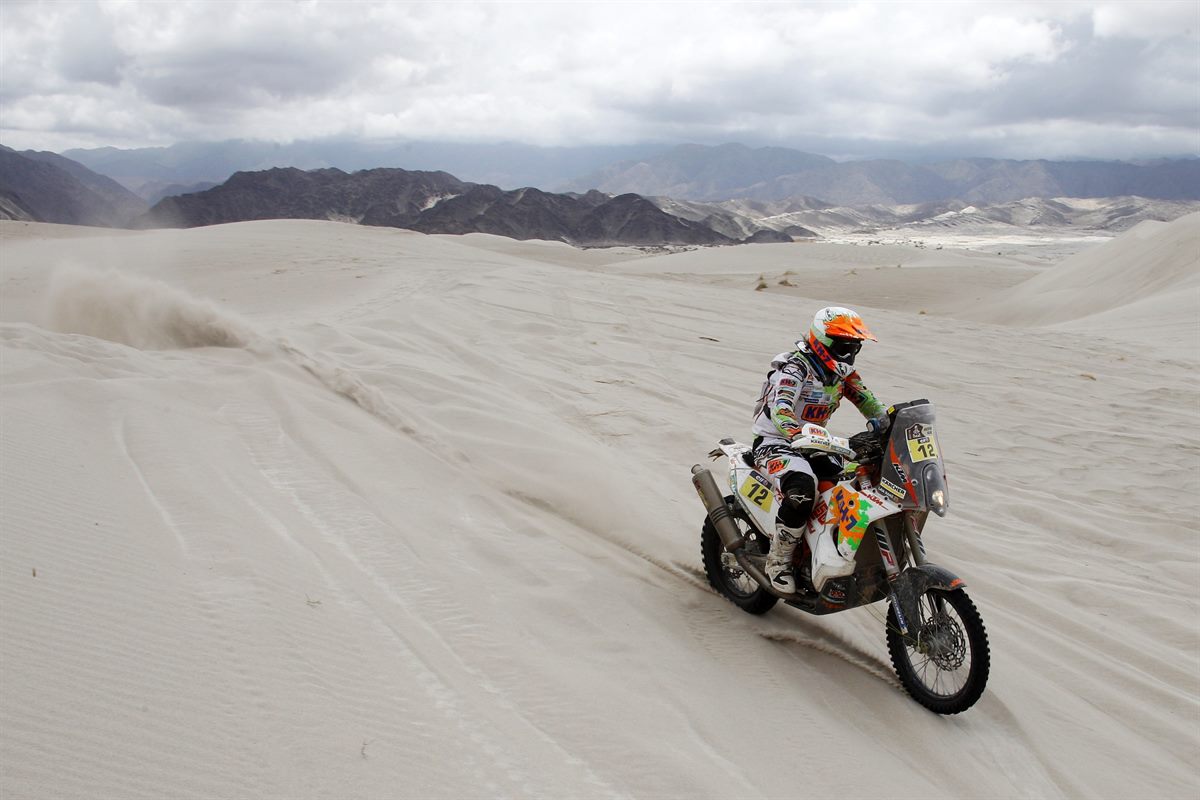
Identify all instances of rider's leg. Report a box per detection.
[760,453,817,594]
[777,470,817,526]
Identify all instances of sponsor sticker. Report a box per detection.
[879,478,906,500]
[801,404,830,422]
[859,489,887,506]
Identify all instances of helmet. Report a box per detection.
[803,306,876,379]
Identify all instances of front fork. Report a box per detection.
[883,512,933,635]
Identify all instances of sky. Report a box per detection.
[1,0,1198,161]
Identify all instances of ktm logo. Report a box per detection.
[767,458,788,474]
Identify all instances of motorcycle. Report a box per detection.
[691,399,989,714]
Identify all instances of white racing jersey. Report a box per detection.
[752,344,885,443]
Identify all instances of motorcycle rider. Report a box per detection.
[752,306,886,593]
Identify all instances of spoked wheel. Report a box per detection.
[701,498,778,615]
[887,588,989,714]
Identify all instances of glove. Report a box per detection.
[848,430,883,462]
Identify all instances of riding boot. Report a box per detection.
[764,523,802,594]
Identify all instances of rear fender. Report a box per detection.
[890,564,966,635]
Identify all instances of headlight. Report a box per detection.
[929,488,947,516]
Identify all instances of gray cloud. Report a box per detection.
[0,1,1196,159]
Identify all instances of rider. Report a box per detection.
[751,306,886,593]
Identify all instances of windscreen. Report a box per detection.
[877,401,947,512]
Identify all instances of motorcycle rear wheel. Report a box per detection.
[887,587,989,714]
[701,499,778,615]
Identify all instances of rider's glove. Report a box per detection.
[866,414,889,436]
[848,430,883,462]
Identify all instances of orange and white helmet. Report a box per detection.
[804,306,877,378]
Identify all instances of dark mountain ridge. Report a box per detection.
[135,166,736,246]
[0,146,148,226]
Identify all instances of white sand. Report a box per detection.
[1,218,1197,799]
[966,213,1200,362]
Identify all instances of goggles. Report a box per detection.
[827,337,863,361]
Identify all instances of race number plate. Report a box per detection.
[739,474,773,512]
[905,423,939,462]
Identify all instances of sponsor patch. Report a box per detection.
[779,378,797,388]
[766,458,788,474]
[801,404,831,422]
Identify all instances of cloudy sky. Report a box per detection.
[1,0,1197,160]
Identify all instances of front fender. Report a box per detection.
[890,564,966,635]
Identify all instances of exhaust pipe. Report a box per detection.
[691,465,744,552]
[693,464,799,601]
[696,465,806,604]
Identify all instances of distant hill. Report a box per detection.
[571,143,835,200]
[143,181,220,205]
[0,146,148,226]
[134,167,738,247]
[567,144,1200,205]
[647,195,1200,241]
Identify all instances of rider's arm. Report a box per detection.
[766,365,806,440]
[843,371,887,420]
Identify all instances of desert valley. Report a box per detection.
[0,210,1196,798]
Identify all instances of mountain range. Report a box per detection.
[654,195,1200,240]
[135,167,746,247]
[0,145,147,226]
[61,140,1200,208]
[4,141,1198,246]
[568,143,1200,206]
[62,140,668,199]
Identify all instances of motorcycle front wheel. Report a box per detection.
[887,587,989,714]
[700,499,778,616]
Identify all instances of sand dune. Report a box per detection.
[1,219,1197,799]
[966,212,1200,359]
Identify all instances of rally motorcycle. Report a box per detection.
[691,400,989,714]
